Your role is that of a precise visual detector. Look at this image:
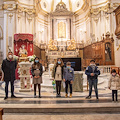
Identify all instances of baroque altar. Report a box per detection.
[46,38,82,63]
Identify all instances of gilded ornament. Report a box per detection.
[2,4,17,11]
[67,39,76,50]
[48,39,57,51]
[17,5,36,15]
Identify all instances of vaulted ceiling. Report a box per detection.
[40,0,84,13]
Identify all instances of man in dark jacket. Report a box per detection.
[85,60,100,100]
[2,52,17,100]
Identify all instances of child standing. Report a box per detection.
[63,62,74,98]
[52,58,64,97]
[108,69,120,102]
[31,57,43,98]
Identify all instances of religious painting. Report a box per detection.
[105,42,112,61]
[58,22,66,38]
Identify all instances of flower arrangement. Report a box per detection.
[13,55,19,61]
[28,55,36,62]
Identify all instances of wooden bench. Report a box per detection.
[0,108,3,120]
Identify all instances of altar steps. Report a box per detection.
[3,105,120,114]
[1,98,120,114]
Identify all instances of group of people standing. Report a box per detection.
[1,52,120,102]
[52,58,74,98]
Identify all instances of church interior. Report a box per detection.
[0,0,120,120]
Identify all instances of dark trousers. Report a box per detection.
[34,84,41,96]
[56,81,61,95]
[5,81,14,97]
[112,90,118,101]
[88,79,98,98]
[65,80,72,94]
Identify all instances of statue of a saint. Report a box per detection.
[19,45,28,57]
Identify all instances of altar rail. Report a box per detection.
[98,66,114,74]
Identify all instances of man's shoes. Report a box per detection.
[86,96,91,99]
[58,94,61,97]
[39,95,41,98]
[11,95,17,98]
[65,94,68,98]
[34,95,36,98]
[4,97,8,100]
[69,94,72,98]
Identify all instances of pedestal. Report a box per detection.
[19,62,31,92]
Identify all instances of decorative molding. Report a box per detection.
[27,17,32,23]
[93,17,99,23]
[50,0,73,16]
[8,13,13,23]
[90,3,120,16]
[17,5,35,15]
[17,15,21,21]
[2,4,17,11]
[105,15,109,20]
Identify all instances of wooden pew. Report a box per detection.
[0,108,3,120]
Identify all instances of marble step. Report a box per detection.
[1,99,120,114]
[3,104,120,114]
